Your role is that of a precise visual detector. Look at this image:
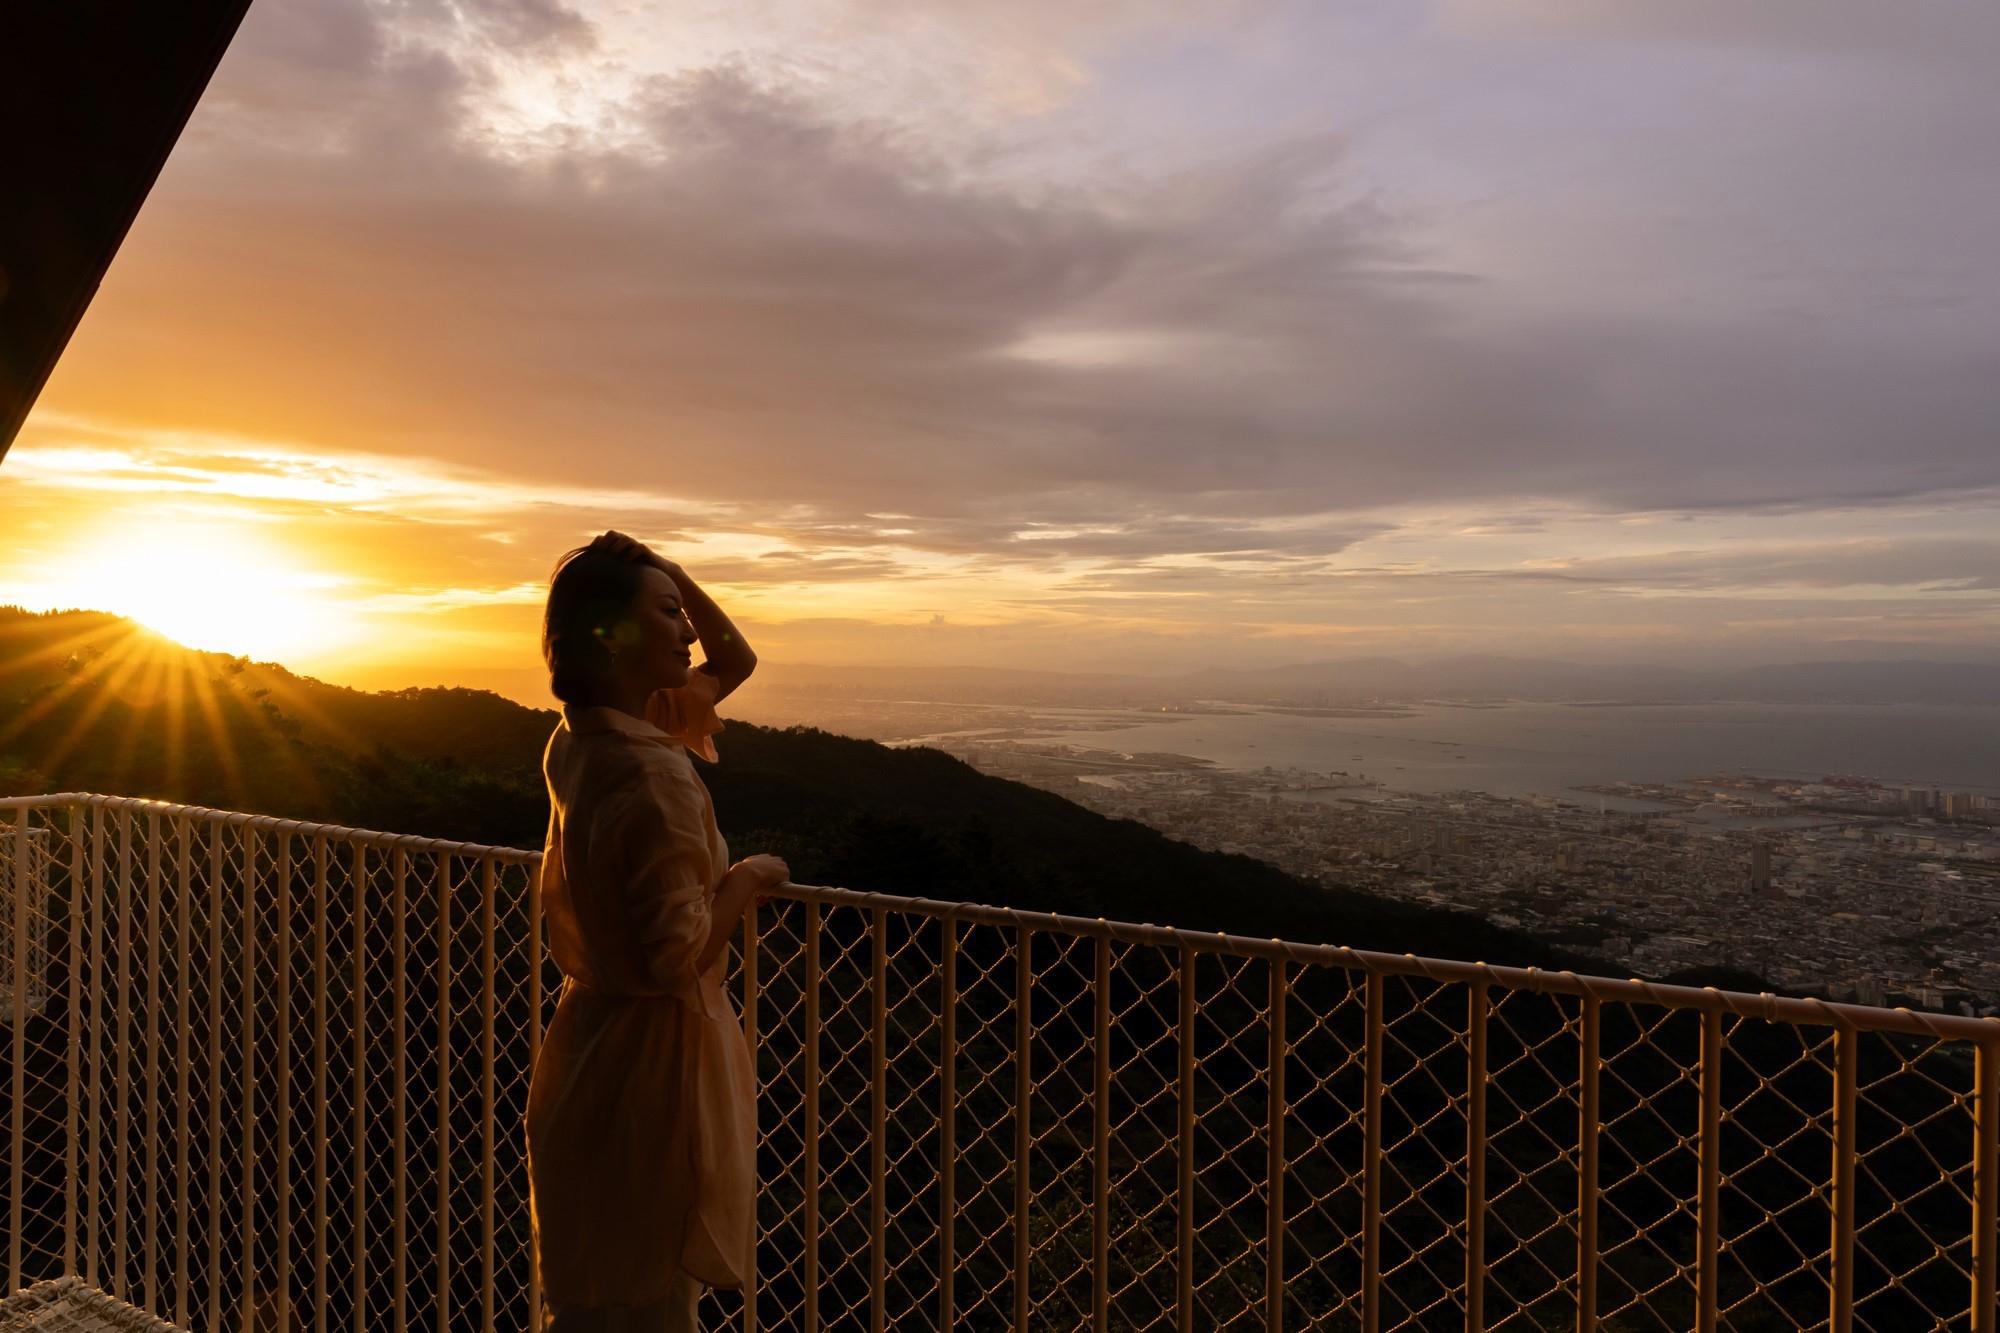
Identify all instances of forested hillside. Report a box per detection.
[0,607,1606,970]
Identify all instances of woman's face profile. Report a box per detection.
[605,565,697,695]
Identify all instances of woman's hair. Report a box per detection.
[543,544,648,705]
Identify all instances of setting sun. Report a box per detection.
[16,519,358,662]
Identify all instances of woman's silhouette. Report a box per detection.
[527,531,787,1332]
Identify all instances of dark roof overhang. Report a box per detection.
[0,0,255,462]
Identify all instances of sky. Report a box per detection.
[5,0,1999,699]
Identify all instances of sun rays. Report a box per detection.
[19,520,358,663]
[0,609,335,812]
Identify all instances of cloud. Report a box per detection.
[81,23,2000,541]
[9,424,2000,681]
[1519,538,2000,595]
[1443,0,2000,61]
[15,0,2000,672]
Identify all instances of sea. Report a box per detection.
[1013,701,2000,804]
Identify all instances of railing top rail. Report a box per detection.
[0,793,543,865]
[767,882,2000,1045]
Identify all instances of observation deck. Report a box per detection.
[1,793,1996,1332]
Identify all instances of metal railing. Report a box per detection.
[3,793,1997,1332]
[1,794,545,1333]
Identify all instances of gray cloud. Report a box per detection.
[47,0,2000,583]
[1528,539,2000,594]
[1447,0,2000,61]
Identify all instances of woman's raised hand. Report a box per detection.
[590,530,682,578]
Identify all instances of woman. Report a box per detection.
[528,531,788,1333]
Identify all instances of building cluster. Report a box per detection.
[1690,772,1999,824]
[940,741,2000,1013]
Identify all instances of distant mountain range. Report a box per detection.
[751,654,2000,707]
[0,606,1610,973]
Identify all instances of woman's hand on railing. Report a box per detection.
[735,854,790,906]
[700,855,790,972]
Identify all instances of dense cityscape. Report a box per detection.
[936,739,2000,1013]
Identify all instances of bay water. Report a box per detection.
[1029,701,2000,802]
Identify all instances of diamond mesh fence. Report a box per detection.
[2,796,1997,1333]
[2,798,542,1333]
[732,891,2000,1333]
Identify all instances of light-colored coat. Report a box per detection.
[527,673,755,1309]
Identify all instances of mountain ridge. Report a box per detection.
[0,606,1611,973]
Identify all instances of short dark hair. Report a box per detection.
[543,545,648,705]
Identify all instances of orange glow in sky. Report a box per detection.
[6,415,1994,708]
[12,518,359,665]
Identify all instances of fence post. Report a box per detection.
[240,829,260,1333]
[10,804,27,1294]
[351,843,370,1333]
[66,804,86,1283]
[92,807,110,1290]
[114,807,131,1297]
[1577,997,1600,1333]
[91,807,109,1292]
[740,904,760,1333]
[316,838,333,1333]
[434,855,453,1333]
[143,812,162,1311]
[804,902,821,1333]
[1268,960,1288,1333]
[391,848,408,1333]
[1178,948,1195,1333]
[940,917,959,1333]
[1829,1022,1857,1333]
[209,827,227,1326]
[276,832,294,1333]
[1093,934,1110,1333]
[480,858,496,1333]
[1974,1037,1999,1333]
[1363,973,1383,1333]
[176,819,195,1328]
[525,844,542,1333]
[741,900,758,1333]
[1696,1009,1723,1333]
[870,908,886,1333]
[1466,983,1487,1333]
[1014,926,1032,1333]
